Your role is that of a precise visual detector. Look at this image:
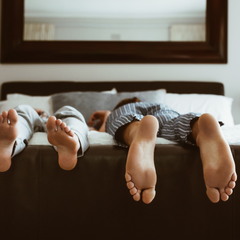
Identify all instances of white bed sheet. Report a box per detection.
[28,124,240,146]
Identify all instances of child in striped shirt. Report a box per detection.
[88,97,237,205]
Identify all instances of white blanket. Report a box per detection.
[28,124,240,146]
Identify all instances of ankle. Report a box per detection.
[125,121,141,145]
[192,114,221,144]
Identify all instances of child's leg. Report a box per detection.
[14,105,46,155]
[116,115,158,204]
[0,109,18,172]
[0,105,44,172]
[47,106,89,171]
[192,113,237,203]
[160,112,236,203]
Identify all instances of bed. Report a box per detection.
[0,81,239,240]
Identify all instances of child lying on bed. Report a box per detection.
[0,105,89,172]
[88,97,237,204]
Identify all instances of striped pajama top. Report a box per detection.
[105,102,202,146]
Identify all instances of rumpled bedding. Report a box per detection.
[28,124,240,146]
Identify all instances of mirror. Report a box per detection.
[24,0,206,42]
[1,0,227,64]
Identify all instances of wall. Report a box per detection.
[0,0,240,124]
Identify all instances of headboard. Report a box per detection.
[0,81,224,100]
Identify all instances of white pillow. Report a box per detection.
[165,93,234,126]
[101,88,117,94]
[6,94,53,115]
[0,99,30,113]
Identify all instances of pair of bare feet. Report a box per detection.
[125,114,237,204]
[0,109,80,172]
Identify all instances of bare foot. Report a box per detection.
[195,114,237,203]
[0,109,18,172]
[47,116,80,170]
[125,116,158,204]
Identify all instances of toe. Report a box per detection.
[206,186,220,203]
[221,192,229,201]
[0,115,3,123]
[130,187,137,195]
[232,172,237,182]
[68,129,74,137]
[60,122,66,129]
[46,116,57,132]
[125,173,132,182]
[133,190,141,201]
[56,119,62,127]
[8,109,18,125]
[127,181,134,189]
[142,188,156,204]
[2,111,8,118]
[228,181,236,189]
[225,187,233,196]
[64,126,70,133]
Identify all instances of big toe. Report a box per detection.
[8,109,18,124]
[206,186,220,203]
[47,116,57,132]
[142,188,156,204]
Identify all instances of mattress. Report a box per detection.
[28,124,240,146]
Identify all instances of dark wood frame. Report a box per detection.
[1,81,224,100]
[1,0,228,64]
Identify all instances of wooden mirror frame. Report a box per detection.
[1,0,227,64]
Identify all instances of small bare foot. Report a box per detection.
[195,114,237,203]
[125,116,158,204]
[47,116,80,170]
[0,109,18,172]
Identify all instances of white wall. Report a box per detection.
[1,0,240,124]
